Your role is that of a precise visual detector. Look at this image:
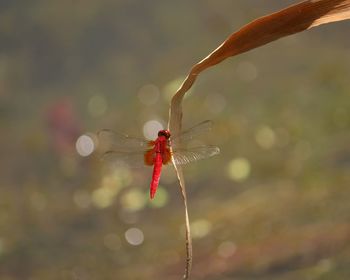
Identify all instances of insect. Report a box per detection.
[97,120,220,199]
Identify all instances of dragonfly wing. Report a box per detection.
[101,150,154,168]
[171,120,213,144]
[172,145,220,165]
[97,129,151,152]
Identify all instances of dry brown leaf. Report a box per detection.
[168,1,350,279]
[168,0,350,135]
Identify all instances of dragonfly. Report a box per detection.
[97,120,220,199]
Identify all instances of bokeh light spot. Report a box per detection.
[91,168,132,209]
[255,125,276,149]
[217,241,237,258]
[91,175,123,209]
[91,188,114,208]
[227,157,251,182]
[143,120,164,140]
[137,84,160,106]
[109,167,132,187]
[316,258,333,274]
[121,189,147,212]
[88,94,107,117]
[191,219,212,239]
[149,187,169,208]
[76,135,95,157]
[125,228,144,246]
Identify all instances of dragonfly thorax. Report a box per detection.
[158,129,171,139]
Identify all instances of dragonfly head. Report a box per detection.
[158,129,171,139]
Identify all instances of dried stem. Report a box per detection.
[173,165,192,279]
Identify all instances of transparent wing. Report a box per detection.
[172,145,220,165]
[97,129,151,152]
[171,120,213,144]
[96,121,218,167]
[100,150,151,168]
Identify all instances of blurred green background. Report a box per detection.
[1,1,350,279]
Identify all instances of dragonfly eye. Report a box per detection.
[158,130,171,139]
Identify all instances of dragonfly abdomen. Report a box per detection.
[150,152,162,199]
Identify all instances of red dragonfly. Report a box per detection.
[97,120,220,199]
